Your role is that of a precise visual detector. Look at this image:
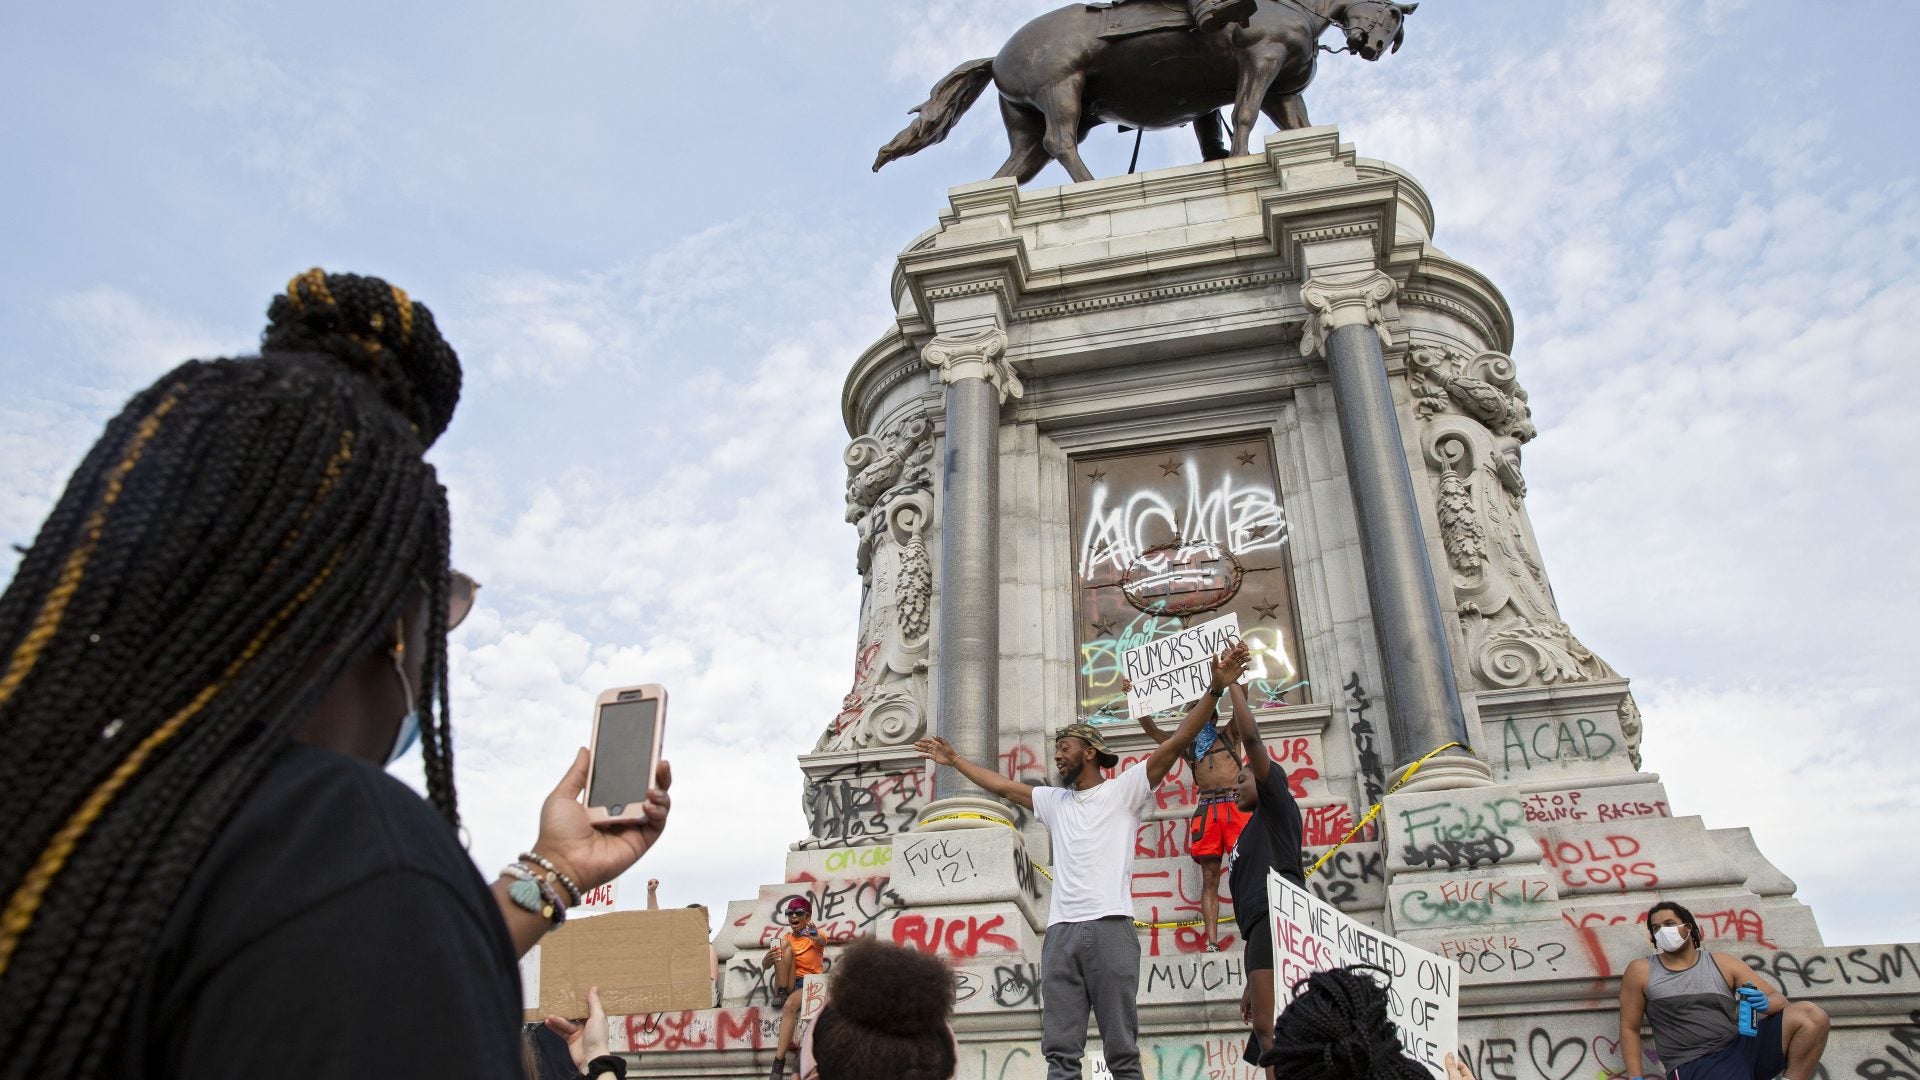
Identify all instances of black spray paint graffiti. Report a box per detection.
[801,761,927,847]
[1143,954,1245,995]
[1012,847,1045,903]
[991,963,1042,1008]
[1303,847,1383,908]
[1742,946,1920,994]
[773,879,905,941]
[1855,1008,1920,1080]
[1402,834,1516,870]
[1345,673,1387,810]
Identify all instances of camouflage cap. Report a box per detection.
[1052,722,1120,768]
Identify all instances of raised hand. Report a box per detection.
[544,985,610,1071]
[914,735,959,766]
[531,748,672,892]
[1211,643,1251,689]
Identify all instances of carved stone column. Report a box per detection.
[919,325,1021,820]
[1300,270,1489,791]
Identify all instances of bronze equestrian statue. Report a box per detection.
[874,0,1418,185]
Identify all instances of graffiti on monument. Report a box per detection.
[800,759,928,847]
[1070,438,1310,721]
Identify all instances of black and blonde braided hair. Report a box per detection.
[0,269,463,1077]
[1262,966,1435,1080]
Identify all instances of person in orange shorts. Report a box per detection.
[762,896,827,1080]
[1128,656,1252,953]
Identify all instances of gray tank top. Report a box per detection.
[1644,952,1737,1070]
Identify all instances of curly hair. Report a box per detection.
[1262,967,1432,1080]
[811,937,957,1080]
[0,269,463,1077]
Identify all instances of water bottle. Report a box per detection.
[1737,982,1759,1037]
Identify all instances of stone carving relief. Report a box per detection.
[814,413,935,753]
[1413,346,1643,766]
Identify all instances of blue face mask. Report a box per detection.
[387,709,421,764]
[386,622,421,765]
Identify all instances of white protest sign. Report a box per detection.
[1268,870,1459,1079]
[577,880,618,916]
[1122,611,1244,719]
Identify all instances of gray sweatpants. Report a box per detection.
[1040,915,1142,1080]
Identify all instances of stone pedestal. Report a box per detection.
[619,127,1918,1080]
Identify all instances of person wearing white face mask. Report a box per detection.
[1617,901,1830,1080]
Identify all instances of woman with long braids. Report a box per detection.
[0,270,665,1078]
[1261,966,1478,1080]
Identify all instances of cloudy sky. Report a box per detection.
[3,1,1915,947]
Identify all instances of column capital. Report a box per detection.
[922,325,1022,404]
[1299,269,1397,359]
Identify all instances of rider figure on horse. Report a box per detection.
[1114,0,1257,35]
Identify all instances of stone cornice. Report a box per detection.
[1015,268,1294,321]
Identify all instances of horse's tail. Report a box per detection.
[873,57,995,172]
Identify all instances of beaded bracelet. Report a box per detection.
[519,850,584,906]
[501,862,568,926]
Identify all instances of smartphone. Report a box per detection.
[586,684,667,825]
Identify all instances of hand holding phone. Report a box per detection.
[520,687,671,899]
[587,685,667,824]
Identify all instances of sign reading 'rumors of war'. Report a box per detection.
[1122,612,1243,720]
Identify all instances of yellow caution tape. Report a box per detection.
[1303,741,1468,880]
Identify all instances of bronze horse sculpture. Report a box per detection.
[874,0,1417,185]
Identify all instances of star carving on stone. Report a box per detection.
[1086,467,1107,483]
[1092,620,1116,637]
[1253,602,1281,621]
[1158,458,1181,477]
[1236,451,1257,466]
[1246,525,1270,540]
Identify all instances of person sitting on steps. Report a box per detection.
[763,896,828,1080]
[1617,900,1829,1080]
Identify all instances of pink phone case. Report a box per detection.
[585,683,667,825]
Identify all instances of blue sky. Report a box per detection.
[3,1,1915,947]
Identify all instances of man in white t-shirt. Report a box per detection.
[915,644,1250,1080]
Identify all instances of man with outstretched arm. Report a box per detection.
[1618,900,1829,1080]
[1221,673,1304,1078]
[916,644,1251,1080]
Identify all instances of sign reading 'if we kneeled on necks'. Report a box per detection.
[1122,611,1243,720]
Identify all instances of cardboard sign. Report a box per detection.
[534,908,714,1020]
[1122,611,1243,719]
[1267,871,1459,1079]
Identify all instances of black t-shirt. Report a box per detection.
[1224,760,1304,938]
[108,742,524,1079]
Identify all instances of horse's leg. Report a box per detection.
[993,97,1053,183]
[1034,76,1097,184]
[1263,92,1311,130]
[1194,110,1231,161]
[1229,45,1287,155]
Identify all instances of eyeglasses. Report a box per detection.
[447,570,480,631]
[786,910,807,918]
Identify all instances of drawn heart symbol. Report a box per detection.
[1591,1035,1626,1076]
[1529,1031,1588,1080]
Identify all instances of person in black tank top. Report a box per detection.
[1218,660,1304,1075]
[1617,901,1830,1080]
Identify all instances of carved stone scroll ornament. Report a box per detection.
[816,414,935,753]
[1416,347,1623,707]
[922,325,1021,404]
[1298,270,1396,359]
